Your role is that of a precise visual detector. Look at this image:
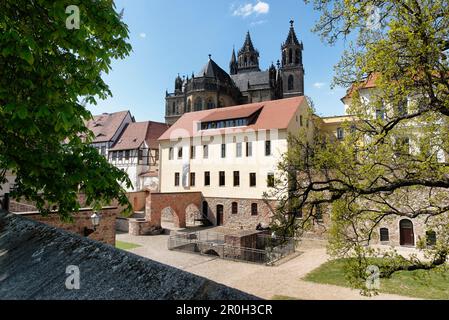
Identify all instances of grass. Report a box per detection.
[271,295,301,300]
[115,240,141,250]
[304,258,449,300]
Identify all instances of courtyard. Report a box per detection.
[116,230,418,300]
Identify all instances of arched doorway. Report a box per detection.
[216,205,224,226]
[202,201,208,218]
[400,219,415,246]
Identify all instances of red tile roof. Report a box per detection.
[158,96,305,141]
[342,73,379,101]
[86,111,130,143]
[111,121,170,151]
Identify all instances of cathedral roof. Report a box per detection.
[283,20,300,47]
[231,71,271,92]
[196,56,234,83]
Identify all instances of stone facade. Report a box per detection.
[203,197,276,230]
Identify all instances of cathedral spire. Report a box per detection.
[230,46,238,75]
[237,31,260,73]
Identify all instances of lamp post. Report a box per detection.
[84,212,101,237]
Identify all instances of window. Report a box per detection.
[380,228,389,242]
[288,48,293,64]
[221,144,226,158]
[178,147,183,159]
[172,102,176,114]
[169,147,174,160]
[187,100,192,113]
[265,141,271,156]
[397,100,408,117]
[288,75,294,91]
[337,128,344,140]
[232,202,238,214]
[174,173,180,186]
[251,203,258,216]
[100,146,106,156]
[250,173,256,187]
[219,171,225,186]
[206,98,215,109]
[233,171,240,187]
[190,146,196,159]
[203,145,208,159]
[204,171,210,186]
[246,141,253,157]
[194,97,203,111]
[300,115,303,127]
[315,205,323,221]
[236,142,242,158]
[118,151,123,161]
[125,150,130,160]
[267,173,275,187]
[138,149,143,161]
[376,108,385,120]
[112,151,117,161]
[190,172,195,187]
[426,231,437,246]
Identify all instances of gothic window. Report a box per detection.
[289,48,293,64]
[172,102,176,114]
[187,99,191,113]
[295,49,300,64]
[288,75,294,91]
[282,52,286,66]
[194,97,203,111]
[244,56,248,66]
[206,98,215,109]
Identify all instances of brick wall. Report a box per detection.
[146,192,202,228]
[17,207,118,245]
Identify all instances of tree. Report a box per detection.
[0,0,133,220]
[269,0,449,295]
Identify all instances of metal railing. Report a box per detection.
[168,231,296,265]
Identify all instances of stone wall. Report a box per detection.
[204,197,277,230]
[17,207,118,245]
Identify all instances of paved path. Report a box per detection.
[116,232,417,300]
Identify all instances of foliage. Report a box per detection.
[269,0,449,295]
[0,0,133,220]
[305,258,449,300]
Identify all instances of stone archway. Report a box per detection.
[145,192,203,229]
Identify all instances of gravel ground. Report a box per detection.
[116,232,418,300]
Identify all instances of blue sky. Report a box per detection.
[91,0,350,122]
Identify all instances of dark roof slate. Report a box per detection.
[0,210,258,300]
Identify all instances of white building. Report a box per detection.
[157,96,314,228]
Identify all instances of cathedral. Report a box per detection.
[165,20,304,125]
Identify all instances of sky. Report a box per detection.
[90,0,351,122]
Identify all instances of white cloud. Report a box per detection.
[313,82,326,89]
[232,1,270,17]
[139,32,146,39]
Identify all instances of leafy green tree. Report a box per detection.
[0,0,133,220]
[269,0,449,295]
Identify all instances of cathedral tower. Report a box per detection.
[236,32,260,73]
[280,20,304,97]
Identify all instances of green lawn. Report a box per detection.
[304,259,449,300]
[115,240,141,250]
[272,295,301,300]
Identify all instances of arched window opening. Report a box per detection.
[400,219,415,246]
[194,97,203,111]
[206,98,215,110]
[426,231,437,246]
[186,100,191,113]
[289,48,293,64]
[288,75,294,91]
